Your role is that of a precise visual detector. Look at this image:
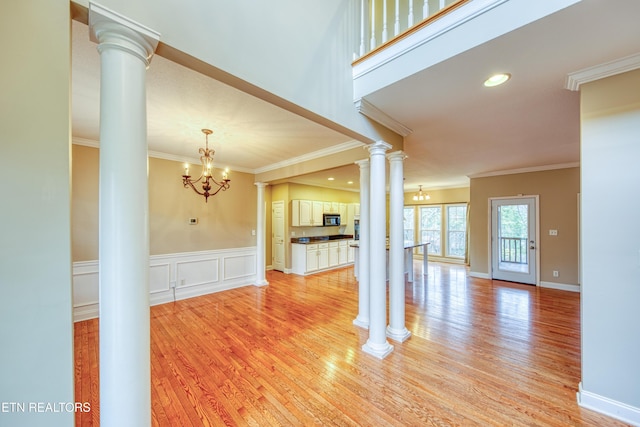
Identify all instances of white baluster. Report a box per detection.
[360,0,367,56]
[440,0,446,10]
[408,0,414,28]
[382,0,388,43]
[370,0,377,50]
[395,0,400,36]
[423,0,430,19]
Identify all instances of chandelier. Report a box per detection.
[412,185,430,201]
[182,129,230,202]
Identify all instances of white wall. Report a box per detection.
[0,1,75,426]
[579,69,640,424]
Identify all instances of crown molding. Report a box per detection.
[73,137,363,176]
[354,98,412,137]
[71,137,253,174]
[468,162,580,179]
[253,140,365,174]
[566,52,640,91]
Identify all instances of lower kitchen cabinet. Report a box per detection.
[292,240,353,275]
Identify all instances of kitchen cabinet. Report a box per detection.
[338,240,348,264]
[292,239,353,275]
[292,200,323,226]
[329,242,340,267]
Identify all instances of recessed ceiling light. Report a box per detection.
[328,177,335,181]
[484,73,511,87]
[347,181,354,185]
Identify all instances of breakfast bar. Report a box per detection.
[351,241,429,283]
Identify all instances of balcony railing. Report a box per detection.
[354,0,470,61]
[500,237,528,264]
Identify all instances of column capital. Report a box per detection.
[366,141,392,156]
[386,150,407,162]
[89,2,160,67]
[254,182,269,188]
[355,158,370,168]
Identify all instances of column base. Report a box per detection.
[362,340,394,359]
[353,316,369,329]
[254,279,269,287]
[386,326,412,343]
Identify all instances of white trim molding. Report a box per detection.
[566,52,640,91]
[468,162,579,179]
[539,281,580,293]
[577,382,640,426]
[354,98,413,137]
[468,271,490,279]
[72,247,257,322]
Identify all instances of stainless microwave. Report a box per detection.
[323,213,341,226]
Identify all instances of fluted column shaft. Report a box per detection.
[90,4,159,427]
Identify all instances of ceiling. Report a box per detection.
[72,0,640,193]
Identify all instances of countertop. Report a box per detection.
[291,234,354,244]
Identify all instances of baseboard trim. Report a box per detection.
[469,271,490,279]
[540,281,581,293]
[577,382,640,426]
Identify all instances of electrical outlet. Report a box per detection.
[251,229,256,236]
[549,229,558,236]
[188,217,198,225]
[553,270,559,277]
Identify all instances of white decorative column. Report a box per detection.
[255,182,269,286]
[362,141,394,359]
[386,151,411,342]
[90,4,159,427]
[353,159,370,328]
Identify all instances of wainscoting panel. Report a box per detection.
[223,254,257,281]
[150,263,171,294]
[72,247,257,322]
[176,258,219,288]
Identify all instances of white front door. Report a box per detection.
[272,201,285,272]
[491,197,538,285]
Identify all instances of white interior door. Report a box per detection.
[271,201,285,272]
[491,197,537,285]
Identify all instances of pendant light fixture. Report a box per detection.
[182,129,230,202]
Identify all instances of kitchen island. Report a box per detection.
[351,241,429,282]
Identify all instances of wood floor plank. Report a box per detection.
[74,262,631,426]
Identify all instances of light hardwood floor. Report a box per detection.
[74,262,629,426]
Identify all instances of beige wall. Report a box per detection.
[579,68,640,409]
[469,167,580,284]
[72,145,257,261]
[0,1,75,425]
